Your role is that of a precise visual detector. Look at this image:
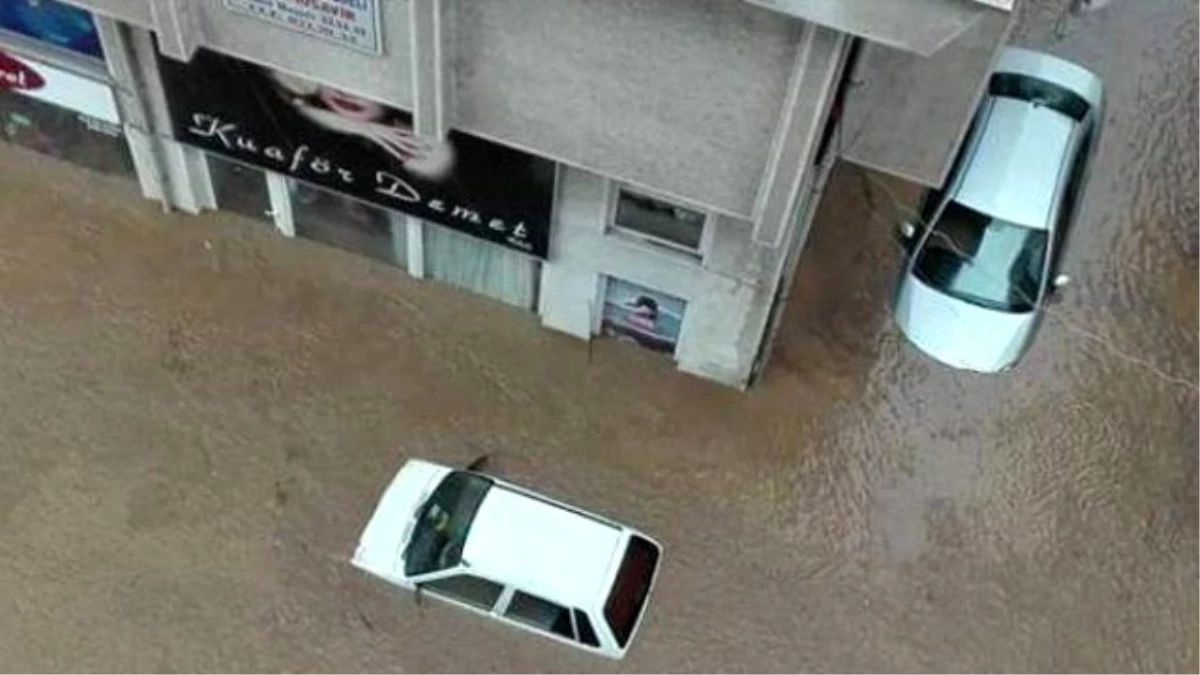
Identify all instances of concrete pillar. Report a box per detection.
[266,173,295,237]
[408,0,449,139]
[406,218,426,279]
[751,25,848,248]
[124,26,210,213]
[149,0,201,62]
[93,15,168,204]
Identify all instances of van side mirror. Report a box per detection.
[1053,274,1071,289]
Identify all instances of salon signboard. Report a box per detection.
[223,0,382,54]
[0,49,120,123]
[157,48,555,257]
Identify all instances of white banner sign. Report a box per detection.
[224,0,382,54]
[0,49,120,124]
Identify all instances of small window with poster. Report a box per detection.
[600,278,686,356]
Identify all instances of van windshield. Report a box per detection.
[604,536,661,648]
[404,471,492,577]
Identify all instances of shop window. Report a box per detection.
[424,223,538,310]
[0,0,103,59]
[610,187,707,256]
[291,180,405,268]
[0,91,133,179]
[207,154,271,224]
[600,277,687,356]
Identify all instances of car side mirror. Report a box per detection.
[465,453,490,472]
[896,221,919,251]
[1046,274,1071,305]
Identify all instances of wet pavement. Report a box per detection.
[0,0,1196,671]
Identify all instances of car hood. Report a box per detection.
[352,459,452,584]
[894,273,1036,372]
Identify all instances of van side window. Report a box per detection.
[421,574,503,611]
[504,591,573,638]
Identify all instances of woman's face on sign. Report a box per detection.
[318,86,387,123]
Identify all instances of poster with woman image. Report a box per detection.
[155,47,555,257]
[601,278,686,355]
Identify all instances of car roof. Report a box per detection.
[462,484,625,609]
[953,97,1076,230]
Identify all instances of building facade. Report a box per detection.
[1,0,1015,389]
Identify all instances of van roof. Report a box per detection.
[462,485,625,609]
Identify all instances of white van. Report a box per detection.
[352,459,662,659]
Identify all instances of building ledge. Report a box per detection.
[743,0,1012,56]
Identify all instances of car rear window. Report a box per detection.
[989,72,1089,122]
[603,535,660,648]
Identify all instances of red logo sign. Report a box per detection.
[0,51,45,92]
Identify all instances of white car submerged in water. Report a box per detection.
[352,458,662,659]
[894,47,1104,372]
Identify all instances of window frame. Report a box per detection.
[605,182,714,261]
[492,588,608,651]
[603,535,661,650]
[500,590,576,640]
[418,572,506,612]
[0,19,106,68]
[573,608,601,648]
[597,274,689,356]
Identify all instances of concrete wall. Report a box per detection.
[839,4,1016,187]
[189,1,414,111]
[50,0,943,389]
[61,0,153,28]
[66,0,805,219]
[66,0,1015,206]
[540,166,786,387]
[450,0,803,219]
[62,0,414,110]
[742,0,994,55]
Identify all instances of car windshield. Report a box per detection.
[404,471,492,577]
[914,201,1047,312]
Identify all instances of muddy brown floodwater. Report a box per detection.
[0,0,1195,672]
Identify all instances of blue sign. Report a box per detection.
[0,0,103,59]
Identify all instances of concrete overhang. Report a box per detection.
[743,0,1013,56]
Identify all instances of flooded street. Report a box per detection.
[0,0,1195,671]
[765,1,1198,670]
